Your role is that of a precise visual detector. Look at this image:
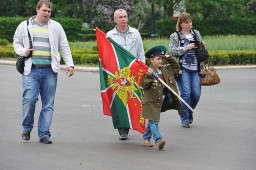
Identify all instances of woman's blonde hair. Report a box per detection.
[176,12,192,31]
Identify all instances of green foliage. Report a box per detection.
[0,17,29,42]
[184,0,252,19]
[0,0,255,29]
[204,35,256,50]
[142,35,256,52]
[78,34,96,41]
[151,18,177,38]
[0,39,9,46]
[2,35,256,66]
[209,50,256,65]
[0,17,82,42]
[0,0,25,17]
[247,0,256,16]
[69,41,96,49]
[0,45,17,59]
[155,18,256,38]
[8,0,85,19]
[51,0,85,18]
[72,53,99,65]
[53,18,83,41]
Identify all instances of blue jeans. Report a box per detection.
[143,120,162,144]
[22,68,57,140]
[176,68,201,123]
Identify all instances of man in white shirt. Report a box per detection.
[107,9,145,140]
[13,0,74,144]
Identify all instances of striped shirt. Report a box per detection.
[182,33,197,71]
[31,20,51,68]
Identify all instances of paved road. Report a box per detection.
[0,64,256,170]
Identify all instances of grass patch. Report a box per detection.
[143,35,256,51]
[69,35,256,51]
[69,41,96,49]
[204,35,256,50]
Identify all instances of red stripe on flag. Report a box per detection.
[100,86,116,116]
[96,27,118,74]
[130,60,148,86]
[127,96,146,134]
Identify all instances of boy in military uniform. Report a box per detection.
[142,45,183,150]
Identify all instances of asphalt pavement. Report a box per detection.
[0,63,256,170]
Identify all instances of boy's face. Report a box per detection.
[150,56,163,68]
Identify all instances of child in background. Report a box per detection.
[142,45,183,150]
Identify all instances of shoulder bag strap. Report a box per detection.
[191,28,201,73]
[176,31,184,46]
[27,20,32,58]
[191,28,198,42]
[176,31,183,70]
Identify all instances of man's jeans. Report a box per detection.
[22,68,57,139]
[143,120,162,144]
[176,68,201,123]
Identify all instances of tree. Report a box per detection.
[1,0,85,19]
[51,0,84,18]
[82,0,135,31]
[0,0,22,17]
[184,0,252,19]
[128,0,184,32]
[247,0,256,16]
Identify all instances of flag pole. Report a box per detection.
[152,71,199,115]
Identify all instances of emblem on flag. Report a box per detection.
[96,27,148,134]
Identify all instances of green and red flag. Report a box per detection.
[96,27,148,134]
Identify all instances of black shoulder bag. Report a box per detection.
[16,20,32,74]
[191,29,209,62]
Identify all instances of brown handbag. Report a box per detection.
[200,59,220,86]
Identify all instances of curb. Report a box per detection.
[1,59,256,72]
[214,65,256,69]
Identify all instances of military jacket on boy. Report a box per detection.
[142,57,183,122]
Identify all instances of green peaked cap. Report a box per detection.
[145,45,166,59]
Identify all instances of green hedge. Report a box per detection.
[1,45,99,65]
[0,17,82,42]
[209,50,256,65]
[155,18,256,38]
[78,34,96,41]
[2,44,256,66]
[54,18,83,41]
[0,39,9,45]
[76,18,256,40]
[69,48,98,64]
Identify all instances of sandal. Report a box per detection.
[144,140,153,147]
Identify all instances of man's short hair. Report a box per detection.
[114,9,127,19]
[36,0,53,10]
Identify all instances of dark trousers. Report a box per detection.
[118,128,129,135]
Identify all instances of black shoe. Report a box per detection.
[119,134,128,140]
[22,131,31,141]
[182,122,190,128]
[40,137,52,144]
[189,113,193,124]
